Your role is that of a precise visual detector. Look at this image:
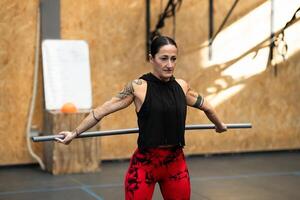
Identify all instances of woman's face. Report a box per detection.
[150,44,178,81]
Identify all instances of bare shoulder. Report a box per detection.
[115,79,144,100]
[132,79,147,90]
[132,79,146,86]
[175,78,189,94]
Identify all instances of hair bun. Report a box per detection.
[151,32,161,42]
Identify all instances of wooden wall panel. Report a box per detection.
[0,0,40,165]
[1,0,299,165]
[184,53,300,155]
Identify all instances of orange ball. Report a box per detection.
[60,102,77,113]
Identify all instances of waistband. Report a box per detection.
[137,145,183,155]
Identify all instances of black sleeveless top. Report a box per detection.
[137,73,187,148]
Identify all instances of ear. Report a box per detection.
[148,54,154,63]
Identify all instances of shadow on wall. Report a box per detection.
[184,0,300,108]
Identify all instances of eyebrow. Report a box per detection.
[159,55,176,57]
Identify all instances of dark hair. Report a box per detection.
[150,36,177,57]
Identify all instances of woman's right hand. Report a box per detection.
[55,131,77,145]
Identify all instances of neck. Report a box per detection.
[151,72,170,82]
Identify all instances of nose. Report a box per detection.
[166,59,173,68]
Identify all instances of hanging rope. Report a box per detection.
[274,6,300,60]
[208,0,239,60]
[269,6,300,75]
[151,0,182,40]
[210,0,240,45]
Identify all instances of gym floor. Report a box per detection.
[0,150,300,200]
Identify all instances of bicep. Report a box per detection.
[102,95,134,115]
[187,89,213,112]
[186,88,204,109]
[99,82,135,116]
[177,79,204,109]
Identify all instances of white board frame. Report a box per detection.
[42,40,92,110]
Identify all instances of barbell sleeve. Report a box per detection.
[31,123,252,142]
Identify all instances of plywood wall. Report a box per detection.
[1,0,299,165]
[60,0,300,160]
[184,53,300,155]
[0,0,41,165]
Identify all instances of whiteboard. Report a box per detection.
[42,40,92,110]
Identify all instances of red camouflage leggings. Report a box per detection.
[124,146,190,200]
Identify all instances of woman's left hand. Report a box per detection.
[215,123,227,133]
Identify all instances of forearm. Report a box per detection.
[188,93,224,129]
[73,105,108,136]
[55,106,107,144]
[73,95,133,136]
[199,99,227,133]
[203,109,223,128]
[72,112,99,136]
[198,99,222,126]
[57,81,135,144]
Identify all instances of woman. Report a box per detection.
[56,36,227,200]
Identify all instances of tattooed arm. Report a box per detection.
[55,80,140,144]
[186,86,227,133]
[177,79,227,133]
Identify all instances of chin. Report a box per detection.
[163,71,173,78]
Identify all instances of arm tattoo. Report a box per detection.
[92,110,100,122]
[133,79,142,85]
[116,79,142,99]
[192,94,204,108]
[116,82,134,99]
